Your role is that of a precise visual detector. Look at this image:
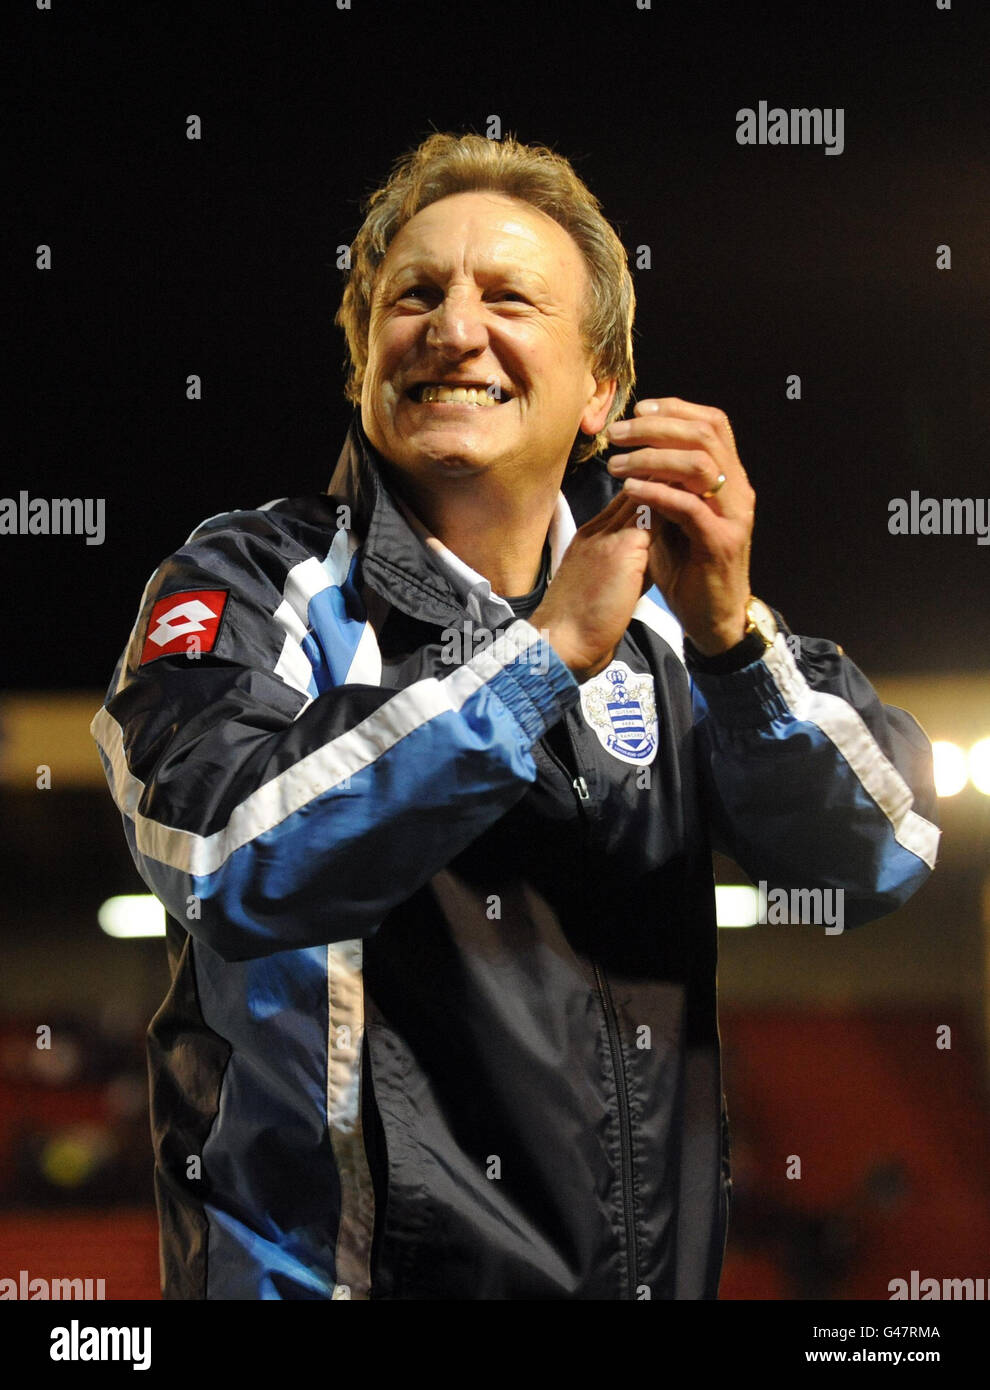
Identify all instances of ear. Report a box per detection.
[579,374,618,436]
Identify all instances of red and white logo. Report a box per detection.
[140,589,229,664]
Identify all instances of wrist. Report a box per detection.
[531,610,599,683]
[683,603,748,657]
[684,597,779,673]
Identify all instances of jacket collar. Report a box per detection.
[330,414,578,629]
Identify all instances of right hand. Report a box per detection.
[531,492,651,683]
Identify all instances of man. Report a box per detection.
[92,133,939,1300]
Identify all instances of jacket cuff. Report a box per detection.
[684,628,768,674]
[690,634,800,730]
[483,619,579,743]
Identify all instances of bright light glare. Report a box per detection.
[969,738,990,796]
[98,895,166,939]
[716,885,760,928]
[932,741,968,798]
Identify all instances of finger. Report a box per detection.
[579,488,642,536]
[633,396,737,450]
[603,414,745,475]
[613,400,744,478]
[607,447,717,495]
[596,492,645,533]
[607,424,746,505]
[609,446,741,520]
[620,477,735,552]
[609,415,716,446]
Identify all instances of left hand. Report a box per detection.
[606,397,755,655]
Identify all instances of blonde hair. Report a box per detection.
[335,132,635,464]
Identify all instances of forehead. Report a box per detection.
[381,191,587,286]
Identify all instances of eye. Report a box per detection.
[488,289,529,304]
[395,284,437,305]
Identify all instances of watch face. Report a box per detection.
[747,597,777,645]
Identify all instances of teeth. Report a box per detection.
[418,384,500,405]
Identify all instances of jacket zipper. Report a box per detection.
[545,719,639,1299]
[593,961,639,1299]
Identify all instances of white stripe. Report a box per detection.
[273,597,308,644]
[280,528,358,628]
[273,530,364,702]
[90,620,545,880]
[762,634,940,869]
[284,555,333,619]
[344,619,383,686]
[92,704,145,822]
[327,939,375,1300]
[325,524,359,585]
[273,632,316,699]
[632,593,686,664]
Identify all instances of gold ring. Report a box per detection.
[701,472,727,499]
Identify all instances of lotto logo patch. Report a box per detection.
[139,589,229,664]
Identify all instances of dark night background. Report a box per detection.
[1,0,989,1323]
[7,0,989,689]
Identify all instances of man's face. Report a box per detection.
[360,191,615,489]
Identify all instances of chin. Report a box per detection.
[418,445,490,477]
[401,427,493,474]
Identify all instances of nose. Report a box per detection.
[426,287,488,359]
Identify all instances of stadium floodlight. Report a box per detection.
[969,737,990,796]
[715,884,761,928]
[98,894,166,939]
[931,740,968,798]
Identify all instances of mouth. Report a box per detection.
[406,382,510,407]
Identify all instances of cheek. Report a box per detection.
[501,329,557,391]
[366,319,411,379]
[526,324,587,380]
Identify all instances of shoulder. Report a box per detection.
[184,495,347,550]
[114,494,363,688]
[165,495,363,587]
[137,495,360,633]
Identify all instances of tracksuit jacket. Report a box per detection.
[91,416,940,1300]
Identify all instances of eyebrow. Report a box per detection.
[380,260,549,295]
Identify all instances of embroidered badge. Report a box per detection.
[579,660,659,766]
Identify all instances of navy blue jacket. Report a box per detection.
[92,418,939,1299]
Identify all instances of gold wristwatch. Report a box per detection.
[743,596,778,652]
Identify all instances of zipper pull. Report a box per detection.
[572,775,590,802]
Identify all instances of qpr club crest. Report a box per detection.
[579,660,659,766]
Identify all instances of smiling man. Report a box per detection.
[92,132,939,1301]
[357,191,616,605]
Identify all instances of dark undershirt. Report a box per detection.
[502,541,551,619]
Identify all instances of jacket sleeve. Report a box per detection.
[91,512,579,962]
[689,629,940,928]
